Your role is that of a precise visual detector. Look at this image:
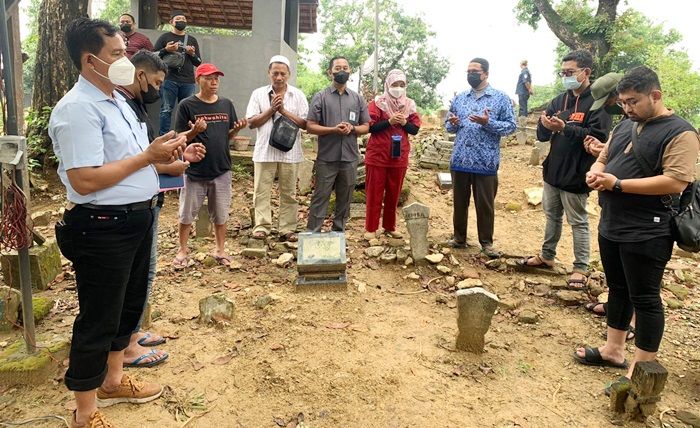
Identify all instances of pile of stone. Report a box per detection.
[416,136,453,170]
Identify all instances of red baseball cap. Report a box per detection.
[195,63,224,79]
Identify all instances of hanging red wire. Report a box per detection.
[0,174,33,251]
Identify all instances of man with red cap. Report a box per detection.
[173,63,247,268]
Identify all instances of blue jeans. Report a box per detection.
[135,204,160,332]
[541,182,590,272]
[159,80,196,135]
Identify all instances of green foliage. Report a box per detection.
[99,0,130,24]
[317,0,449,109]
[649,47,700,127]
[528,83,563,111]
[231,163,251,180]
[20,0,41,94]
[25,106,55,169]
[297,60,330,103]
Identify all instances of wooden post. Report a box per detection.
[624,361,668,420]
[609,381,631,413]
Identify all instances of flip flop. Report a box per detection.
[137,332,166,347]
[584,302,608,316]
[173,255,189,269]
[572,346,628,369]
[252,231,267,240]
[279,232,298,242]
[212,254,233,266]
[516,254,554,268]
[123,349,169,368]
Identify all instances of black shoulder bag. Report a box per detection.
[162,34,188,71]
[630,123,700,252]
[269,114,299,152]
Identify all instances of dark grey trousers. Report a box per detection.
[451,171,498,247]
[306,159,358,232]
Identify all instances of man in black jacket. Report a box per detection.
[519,50,612,288]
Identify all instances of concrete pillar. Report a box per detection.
[253,0,285,42]
[137,0,159,29]
[284,0,299,51]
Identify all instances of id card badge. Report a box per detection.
[348,110,358,125]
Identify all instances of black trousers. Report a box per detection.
[518,93,529,117]
[307,160,358,232]
[451,171,498,247]
[599,234,673,352]
[57,205,154,391]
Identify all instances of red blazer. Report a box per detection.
[365,101,421,168]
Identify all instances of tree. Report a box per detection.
[515,0,619,73]
[317,0,449,110]
[26,0,88,168]
[99,0,129,24]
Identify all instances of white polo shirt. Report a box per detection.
[246,84,309,163]
[49,76,158,205]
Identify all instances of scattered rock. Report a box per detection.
[445,276,456,286]
[524,187,543,206]
[663,283,689,300]
[30,211,52,227]
[354,280,367,293]
[425,253,444,264]
[665,298,684,310]
[202,255,218,268]
[199,295,235,323]
[379,253,397,264]
[387,238,405,247]
[518,310,539,324]
[440,247,452,255]
[255,295,273,310]
[228,260,243,270]
[597,292,609,303]
[404,257,414,266]
[461,268,480,279]
[395,249,409,263]
[364,246,385,258]
[532,284,550,297]
[449,254,460,266]
[436,265,452,274]
[406,272,420,280]
[457,278,483,289]
[435,294,449,305]
[499,297,522,311]
[505,201,522,212]
[555,290,585,306]
[276,253,294,267]
[675,410,700,428]
[368,238,382,247]
[242,248,267,259]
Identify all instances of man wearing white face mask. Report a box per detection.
[49,18,186,427]
[519,50,613,290]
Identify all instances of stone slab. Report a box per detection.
[296,272,348,291]
[297,158,315,195]
[403,203,430,262]
[1,238,62,290]
[349,203,366,219]
[199,294,235,323]
[455,287,499,353]
[195,203,212,238]
[437,172,452,190]
[0,336,70,386]
[296,232,347,274]
[0,286,21,331]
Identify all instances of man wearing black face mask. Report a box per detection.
[306,56,370,232]
[115,50,205,369]
[154,10,202,135]
[118,13,153,58]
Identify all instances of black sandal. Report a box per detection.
[572,346,629,369]
[584,302,608,316]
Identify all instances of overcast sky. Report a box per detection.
[303,0,700,105]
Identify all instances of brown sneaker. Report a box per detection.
[96,375,163,408]
[70,410,116,428]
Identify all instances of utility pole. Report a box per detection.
[373,0,379,95]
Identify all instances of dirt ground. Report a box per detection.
[1,126,699,428]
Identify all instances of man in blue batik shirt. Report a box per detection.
[445,57,516,258]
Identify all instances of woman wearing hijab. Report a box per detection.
[364,69,421,239]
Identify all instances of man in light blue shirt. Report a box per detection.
[445,57,516,257]
[49,17,185,428]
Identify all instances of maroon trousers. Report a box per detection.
[365,165,407,232]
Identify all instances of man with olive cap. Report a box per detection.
[584,72,624,157]
[246,55,309,242]
[153,10,202,135]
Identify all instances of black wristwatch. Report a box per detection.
[613,179,623,193]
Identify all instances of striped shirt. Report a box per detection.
[246,84,309,163]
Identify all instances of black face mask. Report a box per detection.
[120,24,132,33]
[174,21,187,31]
[333,71,350,85]
[467,72,483,88]
[139,73,161,104]
[604,104,624,115]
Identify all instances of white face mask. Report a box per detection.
[388,87,405,98]
[92,55,135,86]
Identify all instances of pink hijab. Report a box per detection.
[375,69,417,116]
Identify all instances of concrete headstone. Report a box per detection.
[195,203,212,238]
[455,287,499,353]
[403,203,430,262]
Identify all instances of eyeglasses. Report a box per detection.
[558,68,583,77]
[616,98,639,108]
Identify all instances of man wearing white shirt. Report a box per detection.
[246,55,309,242]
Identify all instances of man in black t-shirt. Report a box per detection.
[174,63,247,268]
[153,10,202,135]
[115,50,205,368]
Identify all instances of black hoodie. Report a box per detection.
[537,86,613,193]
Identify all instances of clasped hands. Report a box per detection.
[586,170,617,192]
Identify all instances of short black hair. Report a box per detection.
[328,56,349,71]
[119,13,135,22]
[617,66,661,95]
[131,50,167,75]
[562,49,593,70]
[470,57,489,73]
[65,17,118,71]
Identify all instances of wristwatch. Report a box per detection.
[613,179,623,193]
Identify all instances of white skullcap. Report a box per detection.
[269,55,290,67]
